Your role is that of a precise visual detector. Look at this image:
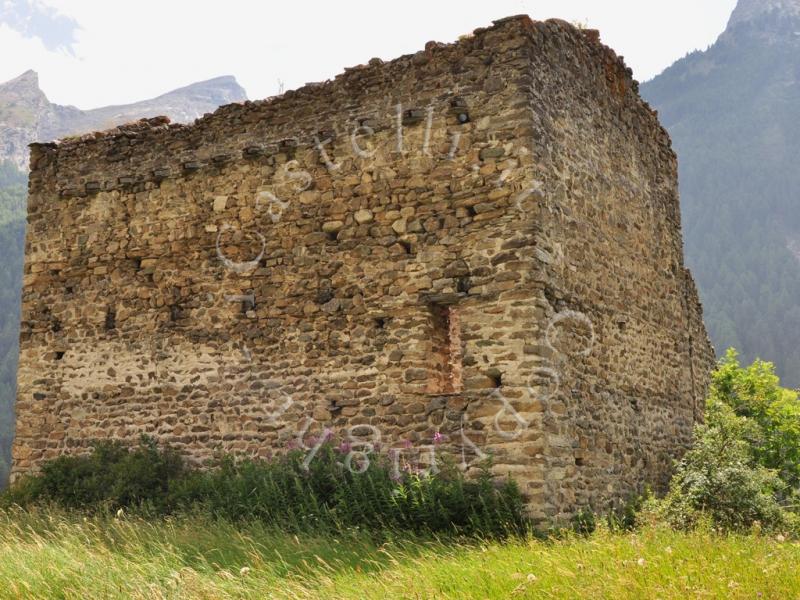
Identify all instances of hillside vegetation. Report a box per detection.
[0,161,25,225]
[0,161,26,484]
[641,13,800,385]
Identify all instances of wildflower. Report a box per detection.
[433,431,444,444]
[636,558,646,567]
[240,567,251,576]
[115,508,124,519]
[338,440,352,453]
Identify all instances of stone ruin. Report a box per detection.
[12,15,714,521]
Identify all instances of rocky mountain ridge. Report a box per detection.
[0,71,246,170]
[728,0,800,28]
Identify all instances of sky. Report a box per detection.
[0,0,738,110]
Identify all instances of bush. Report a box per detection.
[643,350,800,534]
[1,437,526,538]
[656,399,794,533]
[172,444,525,536]
[3,437,185,511]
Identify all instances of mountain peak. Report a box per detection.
[155,75,247,105]
[0,70,44,99]
[7,70,39,86]
[728,0,800,28]
[0,71,247,170]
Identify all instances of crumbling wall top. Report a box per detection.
[28,15,655,200]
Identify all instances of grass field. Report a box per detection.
[0,510,798,599]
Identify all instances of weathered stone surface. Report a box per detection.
[12,16,714,524]
[322,221,344,233]
[354,209,374,224]
[212,196,227,213]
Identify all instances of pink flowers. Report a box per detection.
[433,431,445,445]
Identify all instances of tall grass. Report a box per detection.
[0,509,798,599]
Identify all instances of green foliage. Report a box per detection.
[655,349,800,533]
[570,492,647,536]
[1,437,526,538]
[173,444,524,536]
[711,349,800,490]
[658,399,791,532]
[6,437,186,511]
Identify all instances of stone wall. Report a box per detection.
[12,15,715,521]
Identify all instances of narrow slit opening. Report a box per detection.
[488,371,502,388]
[428,304,463,394]
[105,307,116,331]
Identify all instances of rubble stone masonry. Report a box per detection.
[12,16,714,521]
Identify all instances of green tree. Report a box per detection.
[711,349,800,491]
[660,398,789,532]
[657,349,800,532]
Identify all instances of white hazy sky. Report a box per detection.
[0,0,738,110]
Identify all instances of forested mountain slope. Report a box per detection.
[0,162,26,482]
[642,0,800,386]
